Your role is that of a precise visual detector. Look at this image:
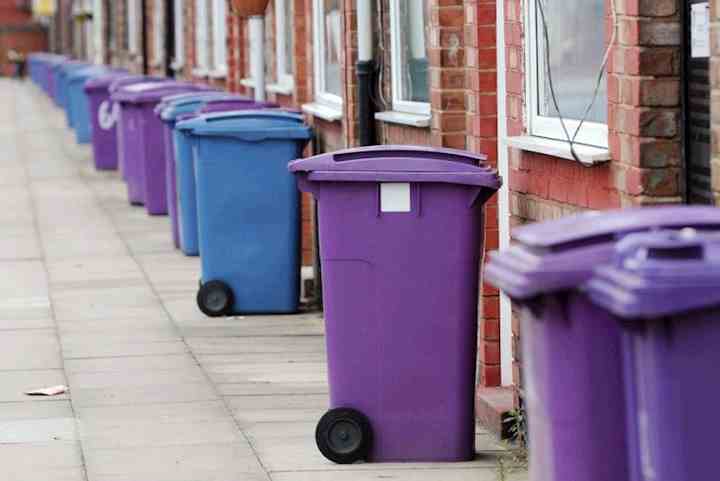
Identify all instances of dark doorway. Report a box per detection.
[684,1,712,204]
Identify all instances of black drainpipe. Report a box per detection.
[141,0,149,74]
[165,0,175,77]
[356,59,376,146]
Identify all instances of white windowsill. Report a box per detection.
[266,83,294,95]
[170,61,185,71]
[208,68,228,79]
[375,111,431,128]
[240,78,256,89]
[192,68,209,77]
[301,102,343,122]
[506,135,611,165]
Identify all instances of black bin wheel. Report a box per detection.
[197,280,234,317]
[316,407,372,464]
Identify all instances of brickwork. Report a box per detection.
[713,1,720,200]
[0,0,47,76]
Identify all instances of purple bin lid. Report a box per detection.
[587,229,720,319]
[84,72,139,92]
[484,206,720,300]
[106,75,165,94]
[288,145,500,190]
[111,81,211,104]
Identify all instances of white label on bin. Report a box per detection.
[98,100,119,130]
[380,183,411,213]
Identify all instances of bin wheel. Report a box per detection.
[316,407,372,464]
[197,280,234,317]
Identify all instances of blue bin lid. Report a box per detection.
[156,92,234,120]
[176,110,312,142]
[112,81,212,104]
[587,229,720,319]
[484,206,720,300]
[67,66,109,83]
[289,145,499,186]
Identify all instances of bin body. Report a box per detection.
[57,62,89,125]
[66,66,109,144]
[290,146,501,462]
[484,207,720,481]
[179,111,311,312]
[174,100,274,256]
[587,230,720,481]
[157,92,229,247]
[113,81,208,211]
[84,73,137,170]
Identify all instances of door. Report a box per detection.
[685,1,712,204]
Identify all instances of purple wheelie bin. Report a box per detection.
[112,81,210,211]
[290,146,501,463]
[83,72,133,170]
[108,76,165,178]
[484,207,720,481]
[587,228,720,481]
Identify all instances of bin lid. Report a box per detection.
[176,110,312,142]
[198,98,277,114]
[67,66,108,83]
[587,229,720,319]
[156,92,234,120]
[112,81,210,104]
[84,72,133,92]
[484,206,720,300]
[288,145,500,189]
[106,75,164,94]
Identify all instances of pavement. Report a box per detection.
[0,78,527,481]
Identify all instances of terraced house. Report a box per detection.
[42,0,718,435]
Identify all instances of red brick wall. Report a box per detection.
[0,0,34,25]
[504,0,683,403]
[0,26,47,76]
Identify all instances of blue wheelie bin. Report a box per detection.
[66,66,114,143]
[176,111,312,316]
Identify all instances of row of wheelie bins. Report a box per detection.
[36,54,715,479]
[27,53,509,465]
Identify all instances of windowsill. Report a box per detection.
[266,83,294,95]
[301,102,343,122]
[170,61,185,71]
[192,68,209,78]
[240,78,256,89]
[375,111,431,128]
[208,68,227,79]
[506,135,610,165]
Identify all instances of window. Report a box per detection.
[153,0,165,66]
[275,0,294,88]
[526,0,608,148]
[312,0,342,110]
[211,0,227,76]
[127,0,139,54]
[172,0,185,70]
[194,0,209,74]
[390,0,429,115]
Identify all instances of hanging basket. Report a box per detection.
[230,0,270,17]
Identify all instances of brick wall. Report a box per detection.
[0,0,47,76]
[504,0,683,404]
[713,1,720,200]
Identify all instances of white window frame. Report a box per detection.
[152,0,165,66]
[210,0,227,77]
[389,0,430,116]
[194,0,209,75]
[525,0,608,149]
[171,0,185,70]
[92,0,104,64]
[312,0,343,112]
[127,0,140,54]
[274,0,294,89]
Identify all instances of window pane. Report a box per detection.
[285,0,294,75]
[537,0,607,124]
[398,1,429,103]
[323,0,341,97]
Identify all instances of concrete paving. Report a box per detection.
[0,79,528,481]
